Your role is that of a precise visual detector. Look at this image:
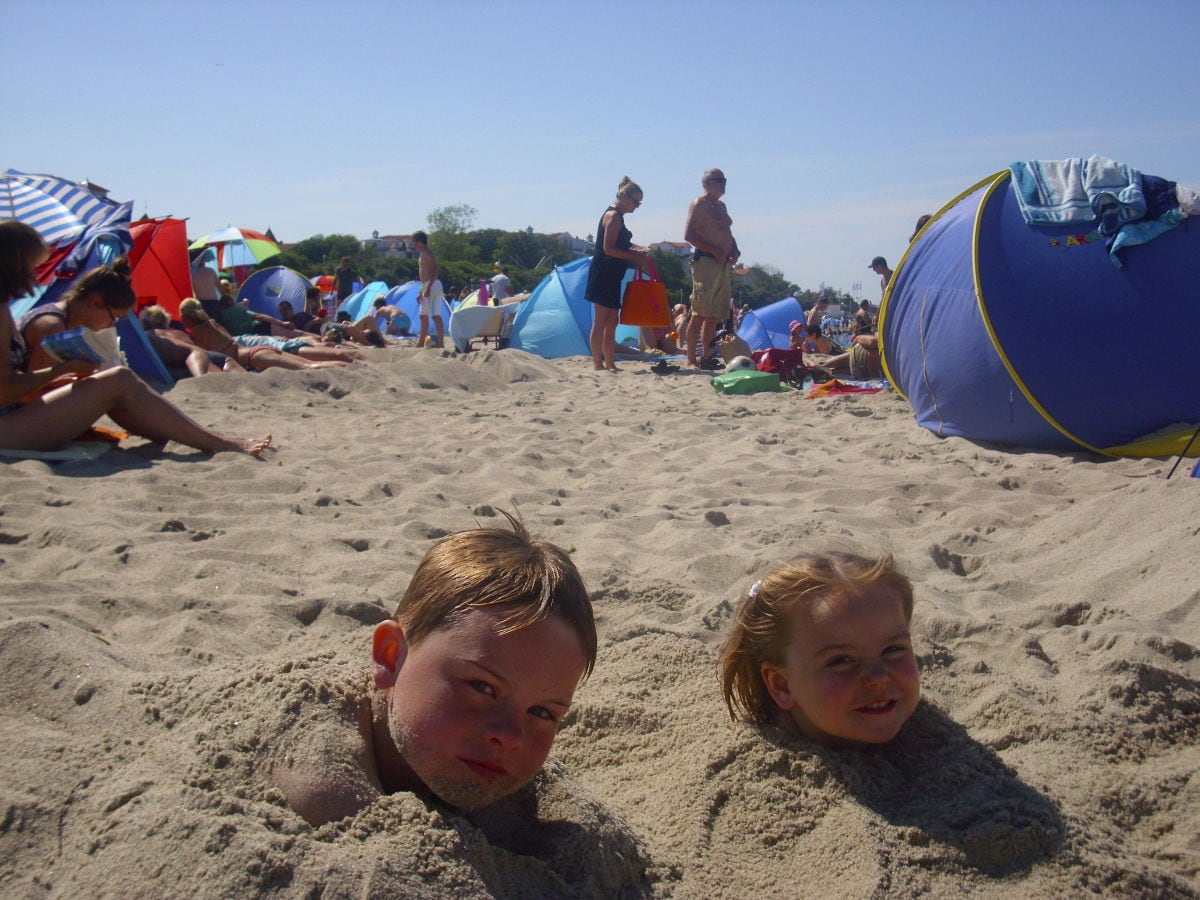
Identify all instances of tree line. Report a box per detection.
[268,204,858,313]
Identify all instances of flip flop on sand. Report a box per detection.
[650,361,681,375]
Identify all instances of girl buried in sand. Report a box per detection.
[719,549,919,744]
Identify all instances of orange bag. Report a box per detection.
[620,259,671,327]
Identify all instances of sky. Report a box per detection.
[3,0,1198,298]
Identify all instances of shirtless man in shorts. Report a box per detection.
[684,168,740,369]
[413,231,444,349]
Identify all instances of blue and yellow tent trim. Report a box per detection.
[880,168,1199,458]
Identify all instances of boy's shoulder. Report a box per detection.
[266,690,381,826]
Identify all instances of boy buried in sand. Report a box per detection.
[719,549,918,744]
[268,515,595,825]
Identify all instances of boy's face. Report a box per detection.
[761,585,918,745]
[373,607,587,810]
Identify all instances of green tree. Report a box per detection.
[426,204,480,263]
[289,234,363,273]
[497,229,545,269]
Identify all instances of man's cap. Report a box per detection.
[869,256,888,268]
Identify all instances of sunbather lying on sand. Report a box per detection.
[139,305,244,377]
[178,299,358,370]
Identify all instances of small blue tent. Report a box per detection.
[336,281,390,321]
[737,296,805,351]
[237,266,312,317]
[509,258,640,358]
[881,167,1200,457]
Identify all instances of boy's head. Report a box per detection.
[371,514,595,810]
[412,230,428,248]
[719,550,918,745]
[277,300,294,318]
[140,305,170,330]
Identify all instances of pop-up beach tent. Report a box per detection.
[509,258,640,358]
[128,217,192,320]
[881,166,1200,457]
[737,296,806,351]
[238,266,312,317]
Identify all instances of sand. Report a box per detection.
[0,348,1196,898]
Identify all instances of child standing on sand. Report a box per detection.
[268,514,596,825]
[719,550,919,745]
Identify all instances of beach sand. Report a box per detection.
[1,348,1196,898]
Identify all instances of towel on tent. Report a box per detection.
[1009,155,1145,231]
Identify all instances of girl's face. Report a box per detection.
[79,294,121,331]
[617,191,643,215]
[761,585,919,744]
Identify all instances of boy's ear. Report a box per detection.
[760,662,795,711]
[372,621,409,689]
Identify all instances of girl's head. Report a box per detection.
[63,258,136,329]
[615,176,643,213]
[719,550,919,745]
[0,221,48,306]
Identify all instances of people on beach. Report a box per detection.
[719,549,919,745]
[177,298,357,370]
[585,177,651,373]
[0,222,270,456]
[851,300,875,337]
[684,168,739,370]
[823,334,883,380]
[806,297,831,332]
[802,324,835,355]
[870,256,894,297]
[413,231,445,349]
[139,305,242,377]
[490,264,512,303]
[190,249,221,319]
[266,513,597,825]
[331,256,361,306]
[909,214,932,243]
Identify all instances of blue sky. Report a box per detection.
[3,0,1198,297]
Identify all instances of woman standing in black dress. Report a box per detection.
[585,177,650,372]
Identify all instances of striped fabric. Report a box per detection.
[1,169,124,247]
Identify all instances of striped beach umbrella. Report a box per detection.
[1,169,126,247]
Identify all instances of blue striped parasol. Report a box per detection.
[1,169,127,247]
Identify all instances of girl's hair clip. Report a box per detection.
[748,579,762,599]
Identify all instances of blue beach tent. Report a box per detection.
[336,281,390,321]
[737,296,806,351]
[881,167,1200,457]
[237,266,313,317]
[509,258,640,358]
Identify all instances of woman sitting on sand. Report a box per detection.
[177,299,358,370]
[0,221,270,456]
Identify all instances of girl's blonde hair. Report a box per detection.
[718,551,913,722]
[616,176,642,199]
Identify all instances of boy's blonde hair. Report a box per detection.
[140,304,170,329]
[719,551,913,722]
[395,512,597,676]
